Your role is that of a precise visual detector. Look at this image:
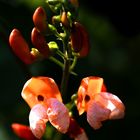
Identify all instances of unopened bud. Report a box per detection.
[9,29,34,64]
[52,15,61,25]
[70,22,90,57]
[48,41,59,54]
[48,24,58,35]
[30,48,43,60]
[61,11,70,28]
[33,6,48,34]
[11,123,39,140]
[31,27,50,58]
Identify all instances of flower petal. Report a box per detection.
[29,104,48,139]
[47,98,70,133]
[77,76,104,115]
[21,76,62,108]
[99,92,125,119]
[11,123,39,140]
[87,100,111,129]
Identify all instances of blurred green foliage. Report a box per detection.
[0,0,140,139]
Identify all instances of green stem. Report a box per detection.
[60,57,71,98]
[49,56,76,75]
[60,31,71,98]
[49,56,64,68]
[56,50,66,59]
[70,56,77,71]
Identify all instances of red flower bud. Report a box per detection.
[33,7,48,34]
[70,22,90,57]
[11,123,40,140]
[31,27,50,57]
[9,29,34,64]
[67,118,88,140]
[52,15,61,25]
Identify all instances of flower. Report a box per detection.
[11,123,40,140]
[21,76,70,139]
[77,76,125,129]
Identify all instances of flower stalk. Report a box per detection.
[60,29,71,98]
[8,0,125,140]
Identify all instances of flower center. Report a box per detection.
[37,95,44,101]
[85,95,90,102]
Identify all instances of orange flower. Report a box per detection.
[21,76,62,108]
[77,76,125,129]
[11,123,40,140]
[22,76,70,139]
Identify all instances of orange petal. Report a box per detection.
[77,76,104,115]
[9,29,34,64]
[101,83,107,92]
[99,92,125,119]
[21,76,62,108]
[11,123,39,140]
[87,100,111,129]
[47,98,70,133]
[29,104,48,139]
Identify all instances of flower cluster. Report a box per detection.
[9,7,51,64]
[12,76,88,140]
[9,0,125,140]
[12,76,125,140]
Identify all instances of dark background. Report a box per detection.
[0,0,140,139]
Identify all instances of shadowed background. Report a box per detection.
[0,0,140,139]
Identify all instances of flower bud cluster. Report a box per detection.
[8,1,125,140]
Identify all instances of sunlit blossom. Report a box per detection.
[77,76,125,129]
[22,76,70,138]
